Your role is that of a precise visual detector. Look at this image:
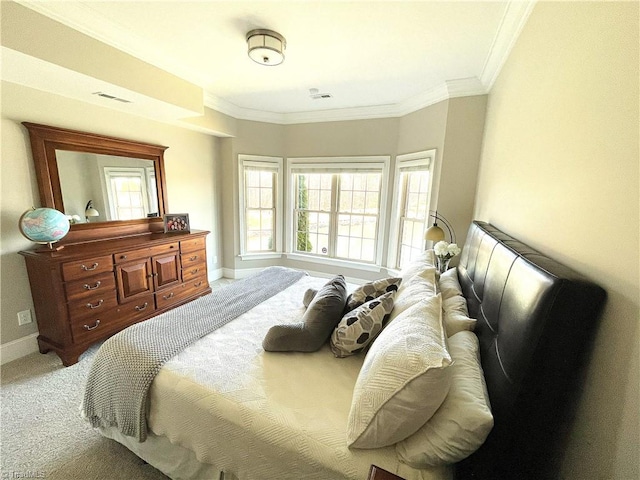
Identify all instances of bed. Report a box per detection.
[82,221,606,479]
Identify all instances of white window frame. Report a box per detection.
[103,166,151,221]
[387,150,436,270]
[238,154,284,259]
[286,156,390,270]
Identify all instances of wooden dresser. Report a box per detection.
[19,230,211,366]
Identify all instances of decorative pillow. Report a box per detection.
[396,331,493,467]
[263,276,347,352]
[303,288,318,307]
[344,277,402,312]
[346,294,452,449]
[330,291,395,357]
[438,267,463,301]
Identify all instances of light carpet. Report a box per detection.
[1,345,169,480]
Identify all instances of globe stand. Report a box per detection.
[36,241,65,252]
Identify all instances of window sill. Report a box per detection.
[239,252,283,261]
[285,253,383,273]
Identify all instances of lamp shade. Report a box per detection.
[247,29,286,66]
[425,224,445,242]
[85,200,100,221]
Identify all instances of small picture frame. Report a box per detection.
[163,213,190,233]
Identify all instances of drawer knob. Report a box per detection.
[189,255,198,261]
[191,268,199,274]
[83,281,101,290]
[135,302,149,311]
[194,281,203,287]
[162,292,174,300]
[81,263,99,271]
[83,320,101,330]
[86,299,104,309]
[120,255,127,260]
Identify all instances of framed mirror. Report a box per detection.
[23,122,169,243]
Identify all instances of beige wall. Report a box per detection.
[1,81,221,346]
[474,2,639,478]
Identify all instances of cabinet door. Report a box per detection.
[116,259,153,302]
[153,253,181,290]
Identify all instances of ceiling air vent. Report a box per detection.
[309,88,332,100]
[92,92,132,103]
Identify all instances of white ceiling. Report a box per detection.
[12,1,535,123]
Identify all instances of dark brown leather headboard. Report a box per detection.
[454,221,606,479]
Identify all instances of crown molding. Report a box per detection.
[15,0,533,126]
[204,77,487,125]
[481,0,537,90]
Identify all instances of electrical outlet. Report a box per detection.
[17,309,32,326]
[213,256,218,264]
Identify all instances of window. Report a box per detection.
[238,155,283,257]
[288,157,389,265]
[389,150,436,269]
[104,167,153,220]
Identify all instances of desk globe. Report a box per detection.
[19,207,70,250]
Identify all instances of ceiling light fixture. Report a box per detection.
[246,29,286,66]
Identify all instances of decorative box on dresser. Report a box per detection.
[19,231,211,366]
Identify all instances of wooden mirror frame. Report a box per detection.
[23,122,169,244]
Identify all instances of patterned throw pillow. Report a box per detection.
[345,277,402,312]
[330,291,396,357]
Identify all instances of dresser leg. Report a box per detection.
[59,351,80,367]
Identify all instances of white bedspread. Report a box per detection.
[102,275,451,480]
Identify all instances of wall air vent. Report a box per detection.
[92,92,132,103]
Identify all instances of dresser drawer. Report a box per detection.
[68,292,119,322]
[181,249,205,269]
[180,236,206,254]
[182,260,207,282]
[65,272,116,300]
[114,242,179,264]
[184,275,209,291]
[118,293,156,320]
[155,278,208,310]
[62,255,113,281]
[69,307,119,344]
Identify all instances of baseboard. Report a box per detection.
[1,333,39,365]
[208,268,223,282]
[223,267,265,279]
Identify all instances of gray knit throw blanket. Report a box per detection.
[82,266,307,441]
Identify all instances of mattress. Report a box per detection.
[100,275,451,480]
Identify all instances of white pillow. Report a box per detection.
[399,249,436,281]
[442,295,475,337]
[346,294,452,449]
[438,267,463,300]
[389,268,437,323]
[396,331,493,467]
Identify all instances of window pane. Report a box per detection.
[246,209,261,231]
[246,170,260,187]
[260,188,273,208]
[247,187,260,208]
[260,232,273,251]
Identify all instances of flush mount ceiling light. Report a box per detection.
[246,29,286,66]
